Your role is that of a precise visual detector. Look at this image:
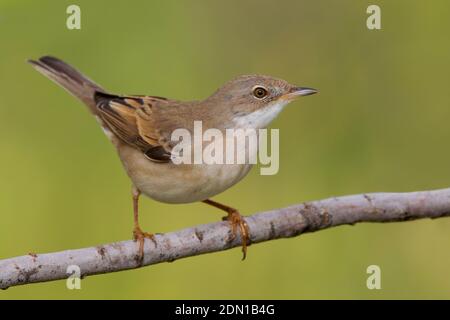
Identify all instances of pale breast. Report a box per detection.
[116,143,253,204]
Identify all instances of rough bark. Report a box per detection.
[1,188,450,289]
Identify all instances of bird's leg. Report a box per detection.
[202,199,250,260]
[132,186,156,263]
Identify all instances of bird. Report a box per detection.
[28,56,317,263]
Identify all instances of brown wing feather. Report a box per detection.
[94,92,172,162]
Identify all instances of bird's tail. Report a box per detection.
[28,56,104,115]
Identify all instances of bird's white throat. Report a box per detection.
[232,100,288,129]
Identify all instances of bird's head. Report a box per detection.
[206,75,317,128]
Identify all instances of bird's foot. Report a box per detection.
[222,210,250,260]
[133,227,156,264]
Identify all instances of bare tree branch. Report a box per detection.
[1,188,450,289]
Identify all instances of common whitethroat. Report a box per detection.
[29,56,317,262]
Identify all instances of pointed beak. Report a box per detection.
[290,87,318,97]
[280,86,318,101]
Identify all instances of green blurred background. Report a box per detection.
[1,0,450,299]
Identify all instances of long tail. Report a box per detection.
[28,56,105,115]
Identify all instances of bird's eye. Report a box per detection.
[252,86,268,99]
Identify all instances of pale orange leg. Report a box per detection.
[203,199,250,260]
[132,186,156,263]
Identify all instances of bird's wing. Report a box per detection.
[95,92,175,162]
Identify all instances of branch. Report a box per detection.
[1,188,450,289]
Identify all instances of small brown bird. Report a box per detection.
[29,56,317,262]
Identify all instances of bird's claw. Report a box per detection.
[223,210,250,260]
[133,227,156,264]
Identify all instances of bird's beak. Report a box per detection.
[291,86,318,97]
[280,86,318,101]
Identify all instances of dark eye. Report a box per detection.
[253,86,268,99]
